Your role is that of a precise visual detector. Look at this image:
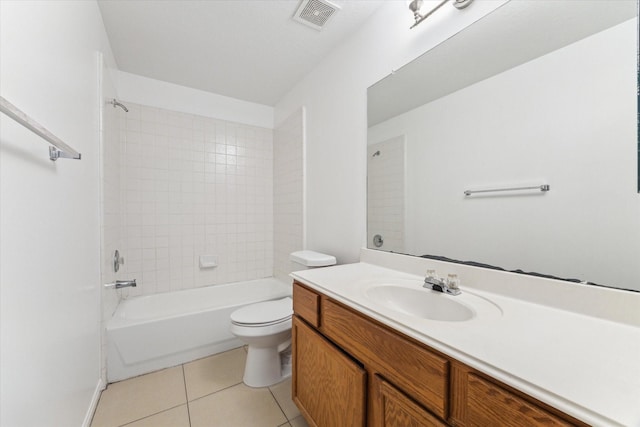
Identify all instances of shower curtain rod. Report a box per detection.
[0,96,81,161]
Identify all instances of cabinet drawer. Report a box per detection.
[293,282,320,327]
[374,375,447,427]
[322,298,449,419]
[467,373,573,427]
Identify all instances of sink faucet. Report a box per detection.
[104,279,137,289]
[423,271,461,296]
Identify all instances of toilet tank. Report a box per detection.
[290,250,336,271]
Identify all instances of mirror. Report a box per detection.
[367,0,639,292]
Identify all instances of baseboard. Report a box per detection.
[82,378,106,427]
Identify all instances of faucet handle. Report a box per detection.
[447,274,460,290]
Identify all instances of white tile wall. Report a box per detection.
[116,102,274,297]
[273,109,304,281]
[367,137,405,253]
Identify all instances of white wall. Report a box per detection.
[100,59,124,383]
[117,71,274,129]
[274,1,507,264]
[0,1,117,426]
[273,109,305,281]
[369,19,640,291]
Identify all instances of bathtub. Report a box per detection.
[107,277,291,382]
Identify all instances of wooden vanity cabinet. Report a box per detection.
[321,298,448,420]
[373,375,446,427]
[466,373,572,427]
[292,281,587,427]
[449,362,577,427]
[292,316,366,427]
[293,283,320,327]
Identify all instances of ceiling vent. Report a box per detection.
[292,0,341,31]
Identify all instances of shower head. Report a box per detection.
[372,150,381,157]
[109,98,129,112]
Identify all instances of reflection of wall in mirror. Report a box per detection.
[368,18,639,291]
[367,136,405,253]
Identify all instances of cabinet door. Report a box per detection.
[292,316,366,427]
[467,373,573,427]
[373,375,446,427]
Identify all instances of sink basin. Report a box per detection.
[365,285,474,322]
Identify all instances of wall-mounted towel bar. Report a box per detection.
[464,184,550,196]
[0,96,81,161]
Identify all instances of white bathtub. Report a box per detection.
[107,277,291,382]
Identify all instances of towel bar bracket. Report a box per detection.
[49,146,81,161]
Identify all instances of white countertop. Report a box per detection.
[291,260,640,427]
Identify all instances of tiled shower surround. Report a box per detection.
[367,136,405,253]
[117,103,274,297]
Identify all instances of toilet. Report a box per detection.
[230,250,336,387]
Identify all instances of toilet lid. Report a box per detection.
[231,297,293,325]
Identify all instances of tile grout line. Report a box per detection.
[187,380,245,404]
[267,387,290,423]
[182,364,192,427]
[117,404,187,427]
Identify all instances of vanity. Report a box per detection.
[290,1,640,425]
[290,250,640,427]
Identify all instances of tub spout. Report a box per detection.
[104,279,137,289]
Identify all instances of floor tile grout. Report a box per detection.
[187,380,244,404]
[181,364,192,427]
[182,346,245,369]
[104,364,181,388]
[267,387,289,422]
[117,403,187,427]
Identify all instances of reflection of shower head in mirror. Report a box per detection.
[108,98,129,112]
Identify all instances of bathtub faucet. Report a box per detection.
[104,279,137,289]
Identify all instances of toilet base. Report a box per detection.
[243,346,290,388]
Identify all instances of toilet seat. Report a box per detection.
[231,297,292,327]
[232,316,292,327]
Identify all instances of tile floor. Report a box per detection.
[91,347,309,427]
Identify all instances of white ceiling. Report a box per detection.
[97,0,386,106]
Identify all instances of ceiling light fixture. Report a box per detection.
[409,0,474,29]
